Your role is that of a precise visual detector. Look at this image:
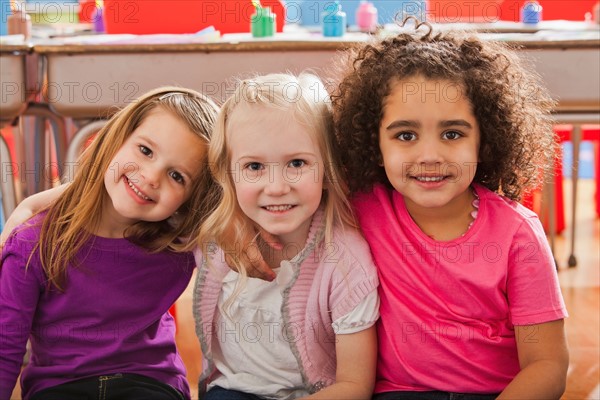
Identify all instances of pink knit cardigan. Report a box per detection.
[193,210,379,396]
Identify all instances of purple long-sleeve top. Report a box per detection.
[0,215,194,400]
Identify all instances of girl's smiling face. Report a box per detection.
[378,76,480,217]
[102,108,205,235]
[227,107,325,247]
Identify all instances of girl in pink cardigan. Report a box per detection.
[194,73,379,399]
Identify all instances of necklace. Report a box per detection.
[463,189,480,236]
[424,188,479,240]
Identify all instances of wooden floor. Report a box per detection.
[175,179,600,400]
[554,179,600,400]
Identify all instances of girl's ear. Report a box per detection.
[478,142,489,163]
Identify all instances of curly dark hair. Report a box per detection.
[331,20,557,201]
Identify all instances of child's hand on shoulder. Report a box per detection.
[0,205,34,247]
[1,184,69,247]
[223,227,280,281]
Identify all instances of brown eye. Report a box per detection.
[169,171,185,184]
[443,130,462,140]
[396,132,416,141]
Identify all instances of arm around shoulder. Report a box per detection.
[0,184,68,247]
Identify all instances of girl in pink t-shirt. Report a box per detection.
[332,19,568,399]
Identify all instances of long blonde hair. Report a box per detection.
[199,73,355,275]
[36,87,219,291]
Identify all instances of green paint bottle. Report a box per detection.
[251,6,276,38]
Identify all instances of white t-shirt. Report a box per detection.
[208,259,379,399]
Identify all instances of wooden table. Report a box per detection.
[34,40,355,118]
[0,44,32,127]
[32,34,600,117]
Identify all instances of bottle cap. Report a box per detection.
[324,1,342,14]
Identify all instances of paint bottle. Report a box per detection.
[322,1,346,37]
[521,0,542,24]
[356,1,378,32]
[251,5,276,37]
[0,0,9,35]
[92,5,105,33]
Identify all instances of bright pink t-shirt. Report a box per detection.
[353,184,567,394]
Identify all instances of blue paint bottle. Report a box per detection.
[0,0,9,36]
[521,0,542,24]
[322,1,346,37]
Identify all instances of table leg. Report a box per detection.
[568,125,581,268]
[545,167,557,269]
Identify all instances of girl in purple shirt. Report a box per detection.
[0,87,218,400]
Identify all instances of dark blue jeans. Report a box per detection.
[373,391,499,400]
[29,373,186,400]
[204,386,265,400]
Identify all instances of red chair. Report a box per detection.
[522,124,571,234]
[1,127,19,220]
[581,124,600,218]
[561,123,600,268]
[169,304,178,333]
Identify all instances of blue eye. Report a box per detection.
[246,162,264,171]
[288,159,305,168]
[396,132,416,141]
